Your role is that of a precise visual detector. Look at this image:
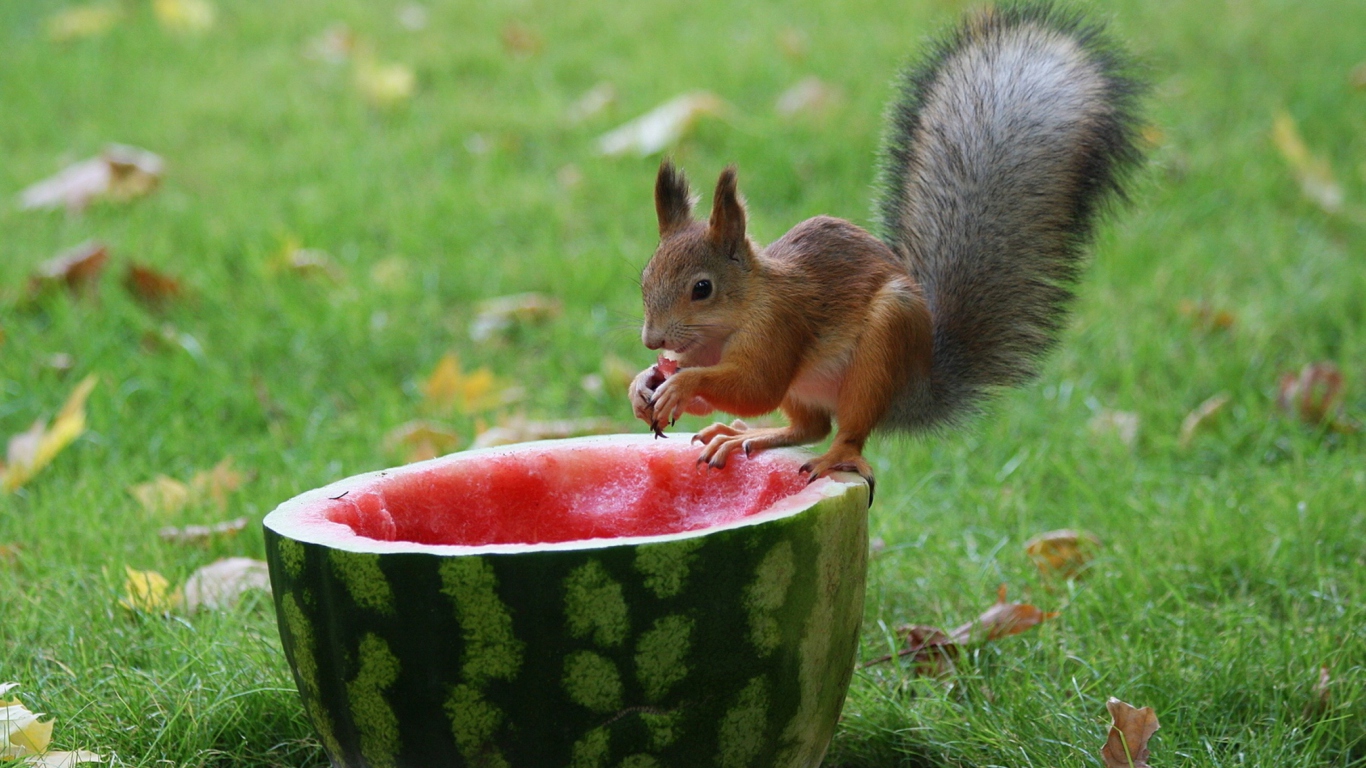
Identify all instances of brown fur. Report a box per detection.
[631,2,1144,492]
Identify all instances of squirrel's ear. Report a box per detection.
[655,160,693,238]
[707,165,747,259]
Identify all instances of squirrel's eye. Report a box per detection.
[691,279,713,301]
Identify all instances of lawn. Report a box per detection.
[2,0,1365,765]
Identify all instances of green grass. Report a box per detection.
[3,0,1365,765]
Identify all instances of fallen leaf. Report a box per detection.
[25,750,105,767]
[951,584,1059,643]
[46,3,122,42]
[354,57,415,107]
[190,457,246,509]
[119,566,182,613]
[421,354,520,415]
[500,22,542,56]
[153,0,215,34]
[130,458,245,515]
[469,292,562,342]
[158,517,249,546]
[1350,62,1366,90]
[369,256,410,289]
[471,415,617,448]
[183,557,270,611]
[1100,698,1159,768]
[1272,111,1344,214]
[27,241,108,298]
[2,375,97,493]
[776,27,808,60]
[1139,124,1166,148]
[18,145,163,212]
[275,241,344,283]
[863,585,1058,672]
[124,262,184,307]
[396,4,428,31]
[0,682,54,758]
[1025,529,1101,579]
[1178,392,1230,448]
[129,475,191,516]
[383,420,461,463]
[596,92,726,157]
[775,77,841,117]
[1278,362,1348,429]
[566,82,616,124]
[305,23,355,63]
[1089,409,1139,447]
[1305,665,1332,720]
[1177,299,1235,331]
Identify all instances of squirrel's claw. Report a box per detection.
[800,454,876,508]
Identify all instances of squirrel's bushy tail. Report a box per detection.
[878,2,1144,432]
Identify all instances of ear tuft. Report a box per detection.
[655,160,693,238]
[708,165,747,255]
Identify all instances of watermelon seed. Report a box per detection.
[329,491,349,500]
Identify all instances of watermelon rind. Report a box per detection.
[264,434,870,768]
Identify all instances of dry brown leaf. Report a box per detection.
[1089,409,1139,447]
[500,22,542,56]
[183,557,270,612]
[1178,392,1230,448]
[566,83,616,124]
[469,292,562,342]
[27,241,108,298]
[305,23,355,63]
[355,57,415,107]
[383,420,461,463]
[1272,111,1344,214]
[864,585,1057,672]
[471,415,617,449]
[130,458,245,516]
[46,3,123,42]
[153,0,215,34]
[597,92,726,157]
[1025,529,1101,579]
[776,27,808,60]
[1100,698,1159,768]
[1278,362,1349,429]
[1177,299,1235,331]
[19,145,163,212]
[951,584,1059,643]
[2,375,97,492]
[124,262,184,307]
[775,77,842,118]
[1305,665,1332,720]
[1350,62,1366,90]
[158,517,249,546]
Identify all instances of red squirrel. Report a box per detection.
[630,3,1144,497]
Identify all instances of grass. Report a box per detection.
[2,0,1365,765]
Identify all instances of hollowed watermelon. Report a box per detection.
[263,434,870,768]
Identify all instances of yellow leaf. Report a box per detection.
[153,0,215,33]
[46,3,122,42]
[1272,111,1344,214]
[188,457,245,510]
[0,682,54,757]
[421,354,515,415]
[2,375,97,492]
[354,57,415,107]
[1178,392,1230,448]
[128,475,191,516]
[119,567,183,613]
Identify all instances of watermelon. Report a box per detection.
[263,434,870,768]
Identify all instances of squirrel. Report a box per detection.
[629,2,1144,500]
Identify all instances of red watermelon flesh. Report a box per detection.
[318,437,810,547]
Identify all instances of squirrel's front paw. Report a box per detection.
[648,373,697,431]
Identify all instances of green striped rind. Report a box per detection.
[265,465,868,768]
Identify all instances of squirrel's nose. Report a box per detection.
[642,327,664,350]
